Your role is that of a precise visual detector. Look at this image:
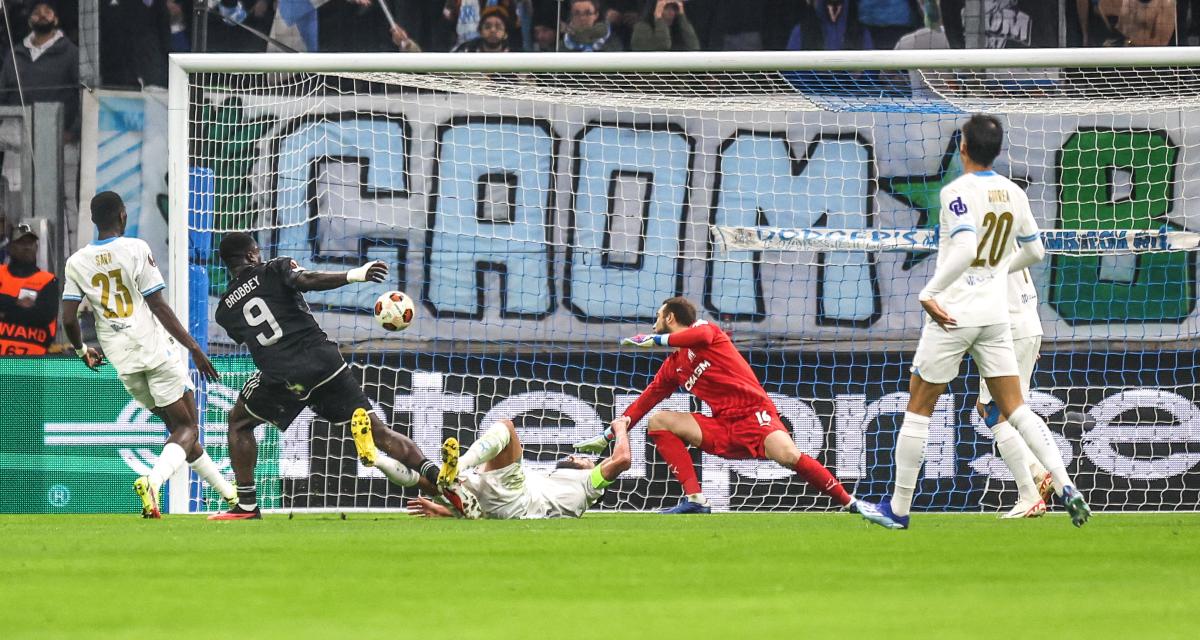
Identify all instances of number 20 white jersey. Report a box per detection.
[63,237,175,374]
[935,171,1040,328]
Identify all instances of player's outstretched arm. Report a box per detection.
[60,299,104,370]
[292,260,387,292]
[598,417,632,482]
[145,291,219,381]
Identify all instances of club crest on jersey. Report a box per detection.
[687,349,695,361]
[949,197,968,216]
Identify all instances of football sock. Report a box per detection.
[992,421,1041,503]
[1008,405,1072,495]
[148,442,187,490]
[374,456,420,487]
[419,460,440,485]
[189,451,236,502]
[459,422,511,471]
[890,412,930,517]
[236,483,257,511]
[686,492,710,506]
[793,454,853,507]
[647,429,701,495]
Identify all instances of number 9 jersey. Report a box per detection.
[215,257,347,395]
[63,237,175,374]
[935,171,1040,328]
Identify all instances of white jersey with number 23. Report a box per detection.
[63,237,176,375]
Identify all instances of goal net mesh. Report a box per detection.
[180,62,1200,514]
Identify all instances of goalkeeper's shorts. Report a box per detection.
[693,410,787,460]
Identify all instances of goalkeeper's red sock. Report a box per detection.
[648,429,701,495]
[794,454,853,507]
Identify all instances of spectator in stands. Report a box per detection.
[784,1,824,50]
[631,0,699,51]
[166,1,189,52]
[893,22,949,95]
[561,0,625,51]
[0,1,80,135]
[0,223,59,356]
[814,0,856,50]
[444,1,524,50]
[100,0,171,87]
[453,5,515,51]
[1077,0,1176,47]
[706,0,767,50]
[391,23,425,51]
[605,0,641,48]
[858,0,921,49]
[531,14,560,50]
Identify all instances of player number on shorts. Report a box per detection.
[972,211,1014,267]
[90,269,133,318]
[754,410,772,427]
[243,298,284,346]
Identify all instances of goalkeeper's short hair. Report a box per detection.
[661,296,697,326]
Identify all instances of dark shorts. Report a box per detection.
[693,409,787,460]
[240,365,370,429]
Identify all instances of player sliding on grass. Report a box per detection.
[61,191,236,518]
[874,114,1090,530]
[207,232,478,520]
[574,296,893,527]
[406,417,631,519]
[978,267,1054,519]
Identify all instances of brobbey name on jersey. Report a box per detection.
[224,276,261,308]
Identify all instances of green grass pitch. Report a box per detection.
[1,512,1196,639]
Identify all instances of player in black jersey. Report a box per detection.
[208,232,478,520]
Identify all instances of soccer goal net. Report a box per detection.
[169,49,1200,515]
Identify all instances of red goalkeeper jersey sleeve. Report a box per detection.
[623,321,776,425]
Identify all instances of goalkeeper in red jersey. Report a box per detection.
[575,296,892,526]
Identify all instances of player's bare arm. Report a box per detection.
[598,416,632,482]
[144,291,219,381]
[291,261,387,292]
[60,298,104,370]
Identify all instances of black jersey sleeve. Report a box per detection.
[266,257,306,290]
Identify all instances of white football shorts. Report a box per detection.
[911,322,1019,384]
[119,354,194,410]
[979,335,1041,405]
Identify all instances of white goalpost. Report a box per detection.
[167,48,1200,515]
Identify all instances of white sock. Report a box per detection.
[890,412,930,517]
[189,451,236,501]
[1008,405,1072,495]
[374,456,420,487]
[148,442,187,490]
[458,422,511,471]
[686,492,709,506]
[992,421,1040,503]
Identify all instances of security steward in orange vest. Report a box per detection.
[0,224,59,354]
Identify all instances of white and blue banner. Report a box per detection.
[81,88,171,283]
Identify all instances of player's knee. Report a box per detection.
[647,412,669,432]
